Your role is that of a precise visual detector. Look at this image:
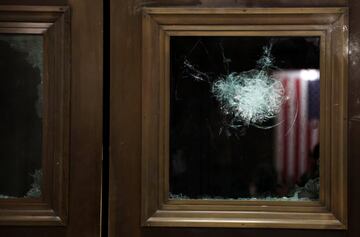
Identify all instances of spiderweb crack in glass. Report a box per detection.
[212,46,285,126]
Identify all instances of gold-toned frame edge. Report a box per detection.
[141,7,348,229]
[0,5,70,226]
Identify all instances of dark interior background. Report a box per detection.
[0,37,42,197]
[170,36,320,199]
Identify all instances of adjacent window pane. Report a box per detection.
[169,36,320,201]
[0,35,43,199]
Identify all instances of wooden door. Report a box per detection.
[110,0,360,237]
[0,1,102,237]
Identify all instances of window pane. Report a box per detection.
[169,36,320,201]
[0,35,43,199]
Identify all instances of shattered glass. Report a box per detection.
[169,36,320,201]
[0,35,43,199]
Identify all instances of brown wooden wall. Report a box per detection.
[0,0,359,236]
[0,0,103,236]
[110,0,360,237]
[348,0,360,237]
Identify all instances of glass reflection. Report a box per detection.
[169,36,320,201]
[0,35,43,199]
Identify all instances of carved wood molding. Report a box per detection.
[0,5,70,226]
[141,7,348,229]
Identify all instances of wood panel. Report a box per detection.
[0,0,102,236]
[65,0,102,236]
[348,1,360,237]
[0,0,65,5]
[140,7,347,229]
[0,6,70,226]
[109,0,358,237]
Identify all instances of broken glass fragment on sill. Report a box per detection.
[25,169,42,198]
[0,169,42,199]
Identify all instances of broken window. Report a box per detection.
[169,36,320,201]
[0,35,43,199]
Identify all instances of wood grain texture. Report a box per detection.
[0,0,102,236]
[0,6,70,226]
[109,0,355,237]
[0,0,65,5]
[140,7,347,229]
[65,0,102,236]
[348,1,360,237]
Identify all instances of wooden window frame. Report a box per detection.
[0,6,70,226]
[141,7,348,229]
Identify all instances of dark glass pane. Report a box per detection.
[0,35,43,199]
[169,36,320,201]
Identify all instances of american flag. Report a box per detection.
[274,70,320,185]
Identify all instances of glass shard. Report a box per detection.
[169,36,320,201]
[0,35,43,199]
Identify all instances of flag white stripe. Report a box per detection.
[299,79,309,178]
[275,75,285,183]
[287,78,296,182]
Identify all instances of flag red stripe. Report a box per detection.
[294,79,301,183]
[307,123,312,172]
[282,79,288,183]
